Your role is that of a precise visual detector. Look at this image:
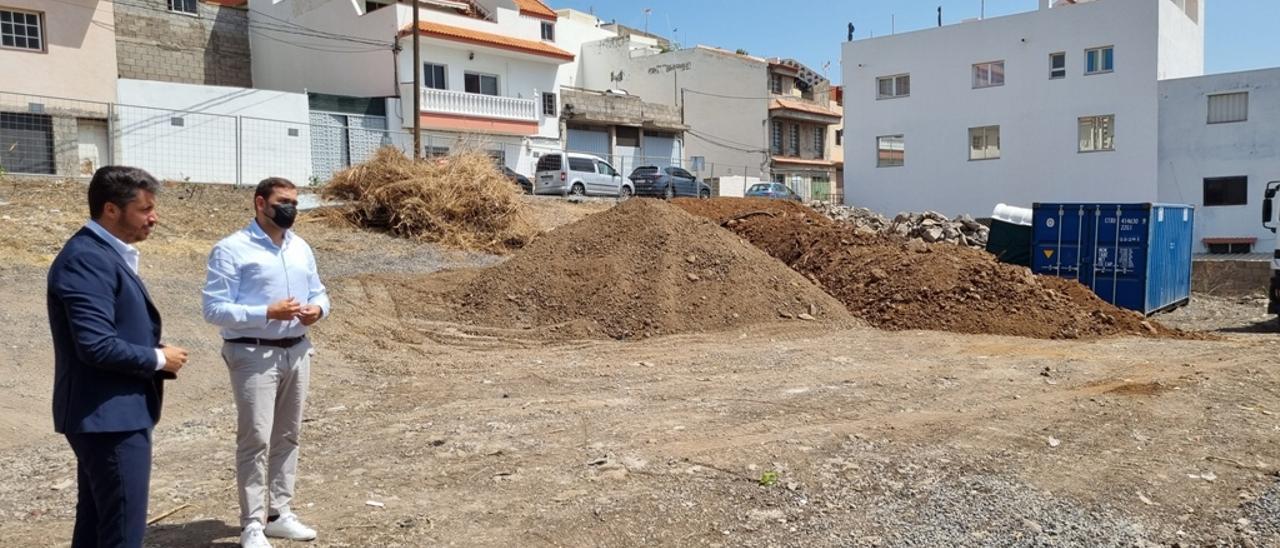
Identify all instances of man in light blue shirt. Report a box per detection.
[202,177,329,548]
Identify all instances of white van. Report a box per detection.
[534,152,634,199]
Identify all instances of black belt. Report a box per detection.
[225,336,306,348]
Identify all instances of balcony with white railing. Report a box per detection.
[410,85,538,122]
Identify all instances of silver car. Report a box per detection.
[534,152,634,199]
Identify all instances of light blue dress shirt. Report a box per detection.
[201,220,330,340]
[84,220,166,370]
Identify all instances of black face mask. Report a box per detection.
[270,203,298,230]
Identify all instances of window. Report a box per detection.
[426,146,450,158]
[168,0,197,15]
[1050,52,1066,79]
[972,61,1005,88]
[1078,115,1115,152]
[540,21,555,41]
[969,126,1000,160]
[1169,0,1200,23]
[789,124,800,156]
[1207,241,1252,254]
[1208,92,1248,124]
[835,129,843,146]
[616,126,640,148]
[567,157,595,172]
[877,74,910,99]
[596,160,618,177]
[877,135,904,167]
[671,167,694,179]
[423,63,446,90]
[814,127,825,155]
[0,8,43,51]
[770,73,783,94]
[365,1,392,13]
[464,72,498,96]
[770,122,783,155]
[1203,176,1247,206]
[1085,46,1114,75]
[542,92,556,116]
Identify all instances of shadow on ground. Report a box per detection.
[146,519,240,548]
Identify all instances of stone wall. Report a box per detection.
[114,0,251,88]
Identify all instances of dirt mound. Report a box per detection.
[674,198,1188,340]
[452,198,852,339]
[323,147,536,254]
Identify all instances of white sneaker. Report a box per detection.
[240,523,272,548]
[263,512,318,541]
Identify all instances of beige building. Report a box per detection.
[767,59,843,202]
[0,0,117,175]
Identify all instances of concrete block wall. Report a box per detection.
[114,1,251,88]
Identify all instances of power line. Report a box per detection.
[248,30,389,54]
[682,88,777,101]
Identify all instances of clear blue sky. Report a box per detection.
[550,0,1280,83]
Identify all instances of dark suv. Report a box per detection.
[628,166,712,199]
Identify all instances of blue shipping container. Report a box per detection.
[1031,203,1194,315]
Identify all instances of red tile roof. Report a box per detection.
[513,0,558,21]
[769,98,841,120]
[401,21,574,62]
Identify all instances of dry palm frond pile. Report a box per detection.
[322,146,536,253]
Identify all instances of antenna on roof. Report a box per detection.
[847,22,854,42]
[938,6,942,27]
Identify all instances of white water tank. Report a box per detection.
[992,203,1033,226]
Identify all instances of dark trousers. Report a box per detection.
[64,429,152,548]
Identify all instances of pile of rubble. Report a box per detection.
[809,202,990,248]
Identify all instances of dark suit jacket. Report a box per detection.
[48,227,169,434]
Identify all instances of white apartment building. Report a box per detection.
[249,0,575,174]
[1159,67,1280,254]
[842,0,1207,236]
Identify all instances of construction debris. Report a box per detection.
[322,147,537,254]
[809,201,990,248]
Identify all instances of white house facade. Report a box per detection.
[1159,67,1280,254]
[249,0,573,175]
[841,0,1204,226]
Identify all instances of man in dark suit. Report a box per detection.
[48,166,190,548]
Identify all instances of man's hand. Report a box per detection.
[297,305,323,326]
[161,344,189,374]
[267,297,301,321]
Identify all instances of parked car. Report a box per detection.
[745,182,802,202]
[628,165,712,199]
[501,166,532,194]
[534,152,634,199]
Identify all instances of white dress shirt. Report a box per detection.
[84,221,166,370]
[202,220,330,340]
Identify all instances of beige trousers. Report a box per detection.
[221,339,312,529]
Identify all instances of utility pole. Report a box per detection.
[412,0,422,160]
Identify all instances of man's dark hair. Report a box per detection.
[255,177,297,201]
[87,166,161,219]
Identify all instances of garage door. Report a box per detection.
[0,112,54,174]
[642,133,679,168]
[567,127,609,158]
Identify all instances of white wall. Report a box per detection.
[552,10,615,90]
[1158,0,1206,81]
[580,41,770,177]
[248,0,399,97]
[1159,67,1280,253]
[841,0,1168,218]
[116,79,311,185]
[396,37,561,138]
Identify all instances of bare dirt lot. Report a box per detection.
[0,180,1277,547]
